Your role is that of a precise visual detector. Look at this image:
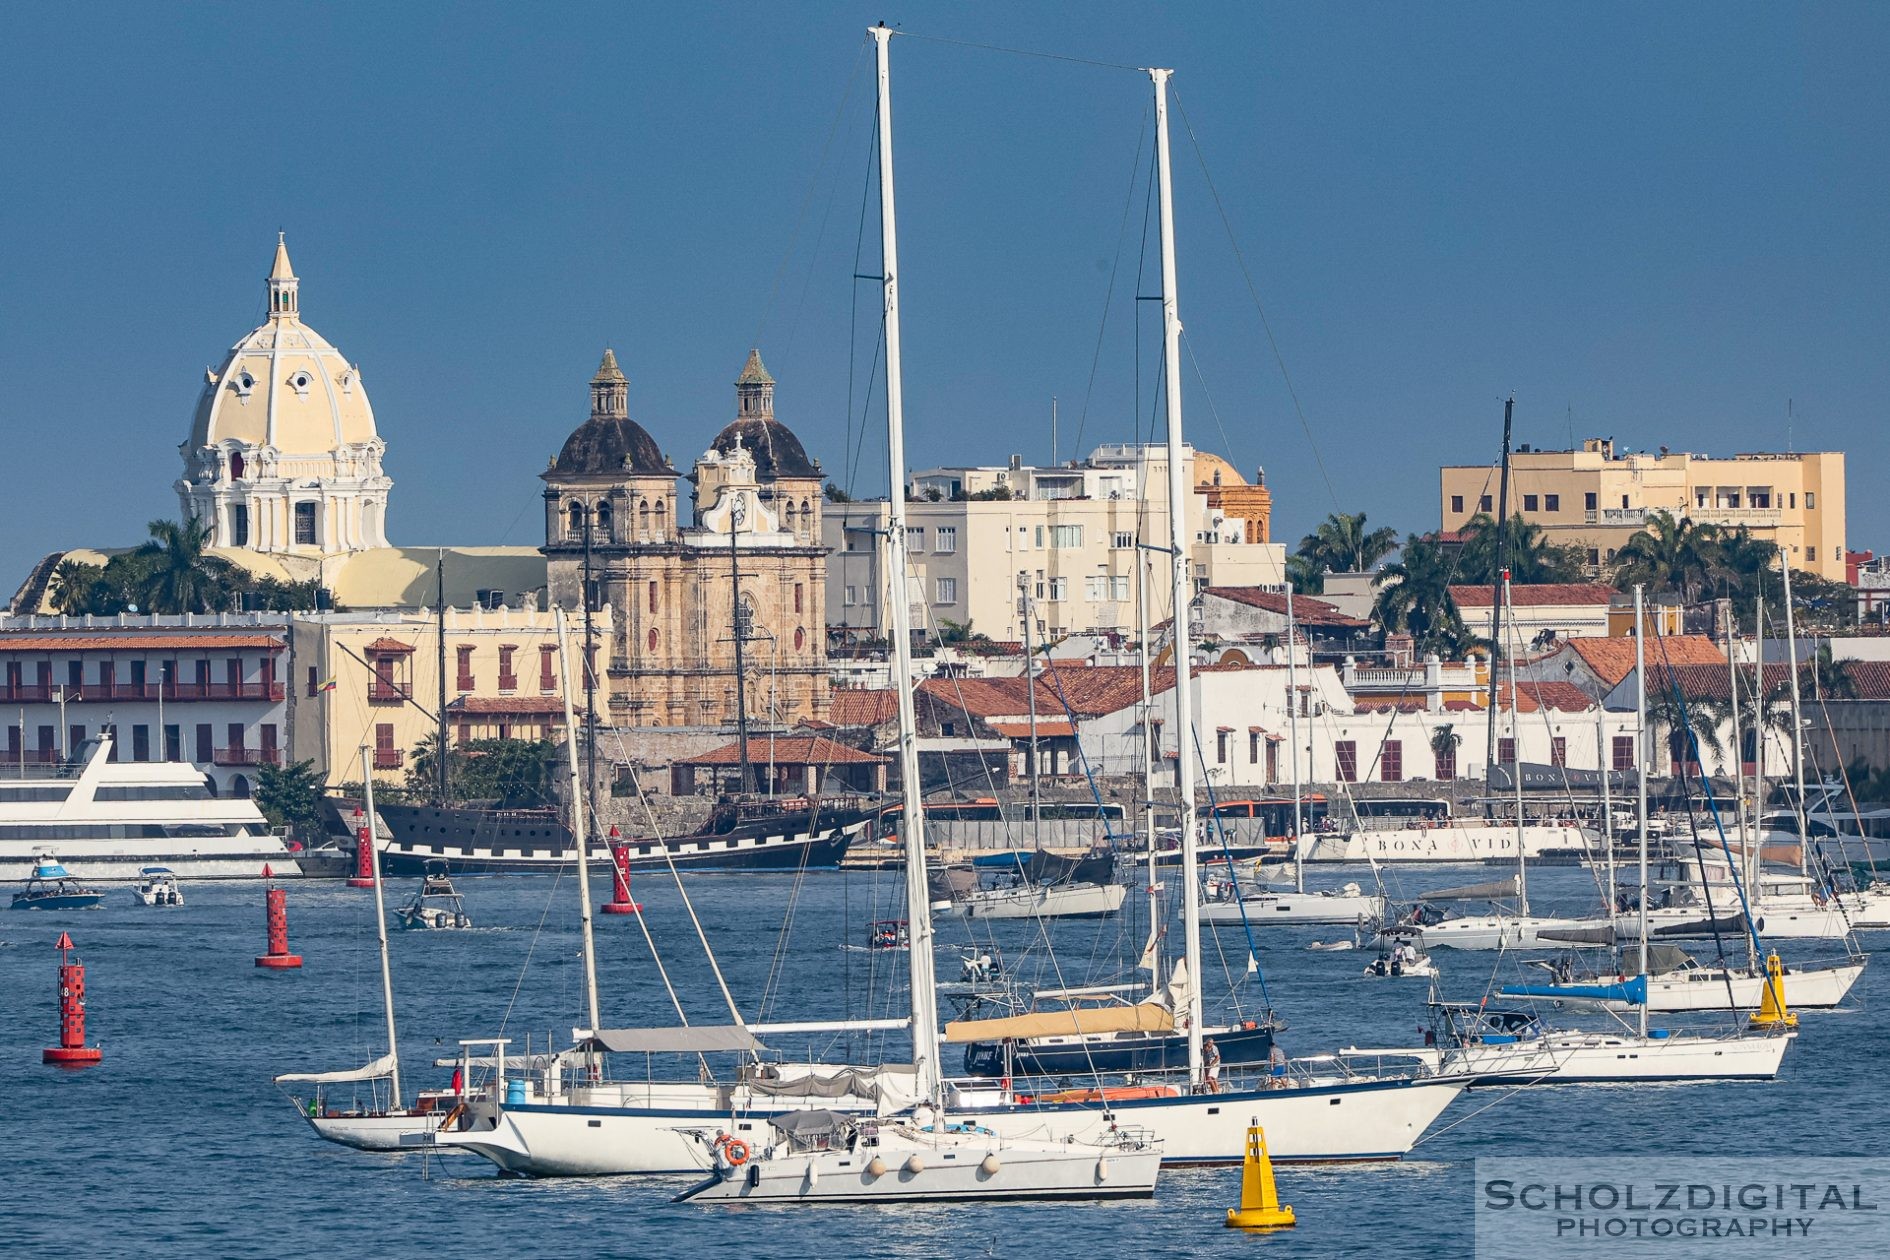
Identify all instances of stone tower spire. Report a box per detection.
[591,348,628,421]
[267,232,299,319]
[735,348,774,420]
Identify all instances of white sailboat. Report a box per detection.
[674,29,1162,1204]
[276,749,461,1151]
[1355,587,1796,1085]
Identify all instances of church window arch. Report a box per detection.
[799,499,813,535]
[794,627,805,651]
[229,451,246,480]
[653,499,667,538]
[567,501,584,539]
[647,628,659,652]
[638,499,651,541]
[594,500,613,540]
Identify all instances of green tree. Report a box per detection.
[1295,512,1399,577]
[255,759,328,838]
[1644,679,1730,769]
[49,559,111,614]
[1429,724,1462,777]
[1374,534,1479,656]
[823,482,854,503]
[133,518,242,614]
[1454,513,1584,584]
[1285,552,1324,596]
[1805,642,1859,701]
[455,738,556,808]
[935,618,993,648]
[1611,511,1720,603]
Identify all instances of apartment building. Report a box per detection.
[1439,438,1846,581]
[288,602,610,785]
[826,444,1286,646]
[0,613,290,797]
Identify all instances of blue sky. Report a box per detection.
[2,3,1885,588]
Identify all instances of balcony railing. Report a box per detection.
[373,748,404,769]
[4,747,62,765]
[368,681,413,703]
[1583,507,1653,526]
[213,746,282,767]
[0,682,286,703]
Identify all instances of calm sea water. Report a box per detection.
[0,864,1876,1259]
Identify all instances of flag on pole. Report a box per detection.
[318,676,337,693]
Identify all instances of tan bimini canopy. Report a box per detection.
[942,1003,1175,1044]
[578,1025,763,1054]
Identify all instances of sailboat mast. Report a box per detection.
[1633,584,1649,1038]
[1750,585,1765,899]
[1022,578,1040,825]
[1779,552,1809,878]
[555,609,602,1037]
[871,24,941,1104]
[1286,584,1304,894]
[1724,595,1753,965]
[1506,571,1528,913]
[1597,701,1615,918]
[730,507,752,794]
[359,747,402,1108]
[1483,397,1515,771]
[1135,520,1161,991]
[1149,65,1205,1084]
[436,549,449,804]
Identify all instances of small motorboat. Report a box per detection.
[866,919,909,951]
[393,863,472,930]
[937,947,1008,997]
[12,857,105,911]
[1363,942,1435,979]
[131,867,185,906]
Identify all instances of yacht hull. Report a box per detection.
[1203,891,1385,925]
[1391,914,1613,951]
[937,882,1125,920]
[1303,824,1595,865]
[436,1075,1464,1175]
[1509,960,1864,1012]
[676,1142,1160,1204]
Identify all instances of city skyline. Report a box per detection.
[3,3,1885,589]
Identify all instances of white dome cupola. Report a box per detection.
[176,235,392,556]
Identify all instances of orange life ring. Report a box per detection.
[722,1138,751,1165]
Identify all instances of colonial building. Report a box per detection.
[177,235,392,562]
[541,349,830,728]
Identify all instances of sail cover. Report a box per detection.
[1538,924,1617,945]
[275,1051,399,1084]
[579,1025,762,1054]
[1419,875,1520,902]
[942,1003,1174,1044]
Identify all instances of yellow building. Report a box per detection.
[1439,438,1846,581]
[289,603,608,785]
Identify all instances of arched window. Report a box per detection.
[653,499,667,538]
[231,774,251,799]
[594,500,613,540]
[229,451,246,480]
[638,499,651,541]
[799,499,813,535]
[567,501,584,539]
[783,501,796,533]
[794,627,805,651]
[647,628,659,652]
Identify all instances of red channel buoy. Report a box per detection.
[601,827,641,915]
[255,865,304,969]
[347,807,376,888]
[44,932,103,1067]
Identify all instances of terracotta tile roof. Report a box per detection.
[987,719,1077,738]
[678,735,887,766]
[0,632,284,652]
[827,689,899,727]
[447,696,570,715]
[364,636,418,654]
[1567,635,1724,687]
[1201,586,1370,627]
[1513,680,1595,712]
[921,662,1254,721]
[1838,661,1890,700]
[1450,583,1619,608]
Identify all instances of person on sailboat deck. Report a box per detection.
[1203,1038,1222,1093]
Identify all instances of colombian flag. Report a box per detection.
[318,676,337,693]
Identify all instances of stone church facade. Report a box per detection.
[541,349,830,728]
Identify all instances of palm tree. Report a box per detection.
[1805,642,1858,701]
[1429,724,1462,780]
[133,518,242,614]
[1453,513,1585,584]
[1374,534,1478,657]
[1611,511,1719,602]
[1285,552,1324,596]
[1644,678,1730,772]
[49,559,107,614]
[1296,512,1398,577]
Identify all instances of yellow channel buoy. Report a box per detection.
[1226,1121,1296,1229]
[1748,951,1799,1030]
